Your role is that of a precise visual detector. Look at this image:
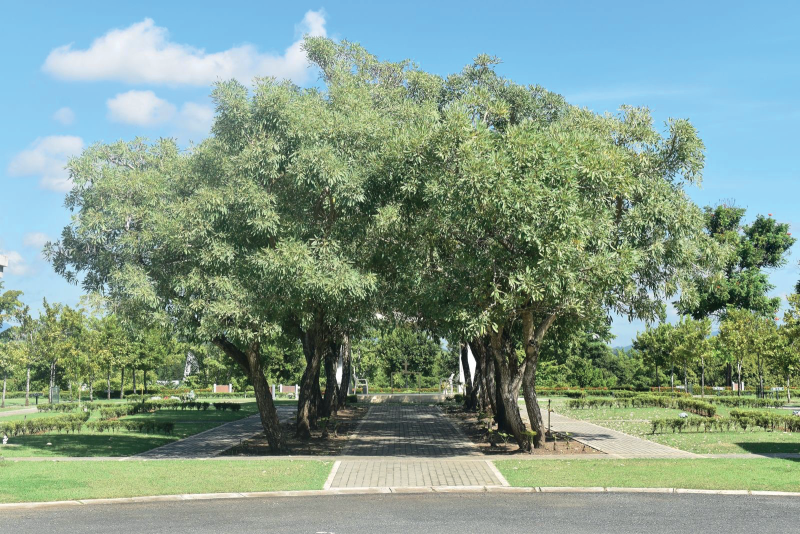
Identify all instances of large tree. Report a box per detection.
[367,53,721,449]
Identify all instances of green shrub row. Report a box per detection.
[180,401,211,411]
[86,419,175,435]
[567,395,715,416]
[674,398,716,417]
[566,395,672,410]
[708,397,785,409]
[730,410,800,433]
[99,404,138,420]
[0,412,90,437]
[211,402,242,411]
[37,403,84,412]
[651,416,738,434]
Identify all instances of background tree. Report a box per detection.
[679,206,794,320]
[778,294,800,401]
[633,323,675,390]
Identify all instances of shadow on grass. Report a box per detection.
[736,441,800,457]
[0,433,175,457]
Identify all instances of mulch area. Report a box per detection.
[221,405,368,456]
[441,404,601,456]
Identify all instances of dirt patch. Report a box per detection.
[442,404,601,456]
[221,405,368,456]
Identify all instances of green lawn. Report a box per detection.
[549,399,800,454]
[0,402,262,457]
[0,459,331,503]
[496,458,800,492]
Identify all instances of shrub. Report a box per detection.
[0,412,89,437]
[347,394,358,403]
[564,390,586,399]
[212,402,242,411]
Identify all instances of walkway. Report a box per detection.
[136,406,296,459]
[0,407,37,417]
[327,404,506,489]
[546,411,697,458]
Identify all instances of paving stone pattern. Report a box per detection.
[343,404,480,457]
[547,412,697,458]
[136,407,296,459]
[328,459,504,488]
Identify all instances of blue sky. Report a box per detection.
[1,1,798,345]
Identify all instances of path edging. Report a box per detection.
[2,485,797,510]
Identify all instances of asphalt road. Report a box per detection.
[4,492,799,533]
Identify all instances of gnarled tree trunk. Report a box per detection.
[321,342,341,417]
[520,311,556,449]
[489,326,529,451]
[337,335,352,409]
[460,341,476,410]
[297,325,325,439]
[214,337,283,452]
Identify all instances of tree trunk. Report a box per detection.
[737,361,742,397]
[787,375,792,404]
[489,326,530,451]
[213,337,283,452]
[107,369,112,400]
[460,342,475,410]
[49,361,56,403]
[670,364,674,390]
[726,363,733,388]
[701,357,705,398]
[469,337,495,417]
[337,335,351,409]
[25,365,31,406]
[120,367,125,399]
[471,347,485,411]
[89,372,94,401]
[321,342,340,418]
[1,373,6,408]
[297,327,325,439]
[520,311,557,449]
[143,369,147,395]
[132,369,137,395]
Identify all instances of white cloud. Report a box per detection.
[23,232,50,249]
[0,251,31,276]
[107,90,176,126]
[177,102,215,135]
[53,107,75,125]
[7,136,84,192]
[42,11,327,86]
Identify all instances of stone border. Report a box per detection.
[2,485,798,510]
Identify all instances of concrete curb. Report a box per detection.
[2,485,798,511]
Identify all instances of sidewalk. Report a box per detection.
[136,407,296,459]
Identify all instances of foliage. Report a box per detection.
[678,206,795,319]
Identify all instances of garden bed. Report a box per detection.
[441,405,601,456]
[221,405,368,456]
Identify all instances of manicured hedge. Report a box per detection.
[180,401,211,411]
[567,395,715,416]
[0,412,90,437]
[86,419,175,435]
[211,402,242,411]
[37,404,84,413]
[730,410,800,433]
[709,397,784,409]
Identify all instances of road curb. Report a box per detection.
[2,485,799,510]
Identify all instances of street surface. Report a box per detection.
[5,492,799,533]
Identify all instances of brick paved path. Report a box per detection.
[328,404,509,489]
[327,459,505,488]
[546,411,697,458]
[342,404,480,457]
[136,407,296,459]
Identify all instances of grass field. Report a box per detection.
[0,400,265,457]
[548,399,800,454]
[496,458,800,492]
[0,459,331,503]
